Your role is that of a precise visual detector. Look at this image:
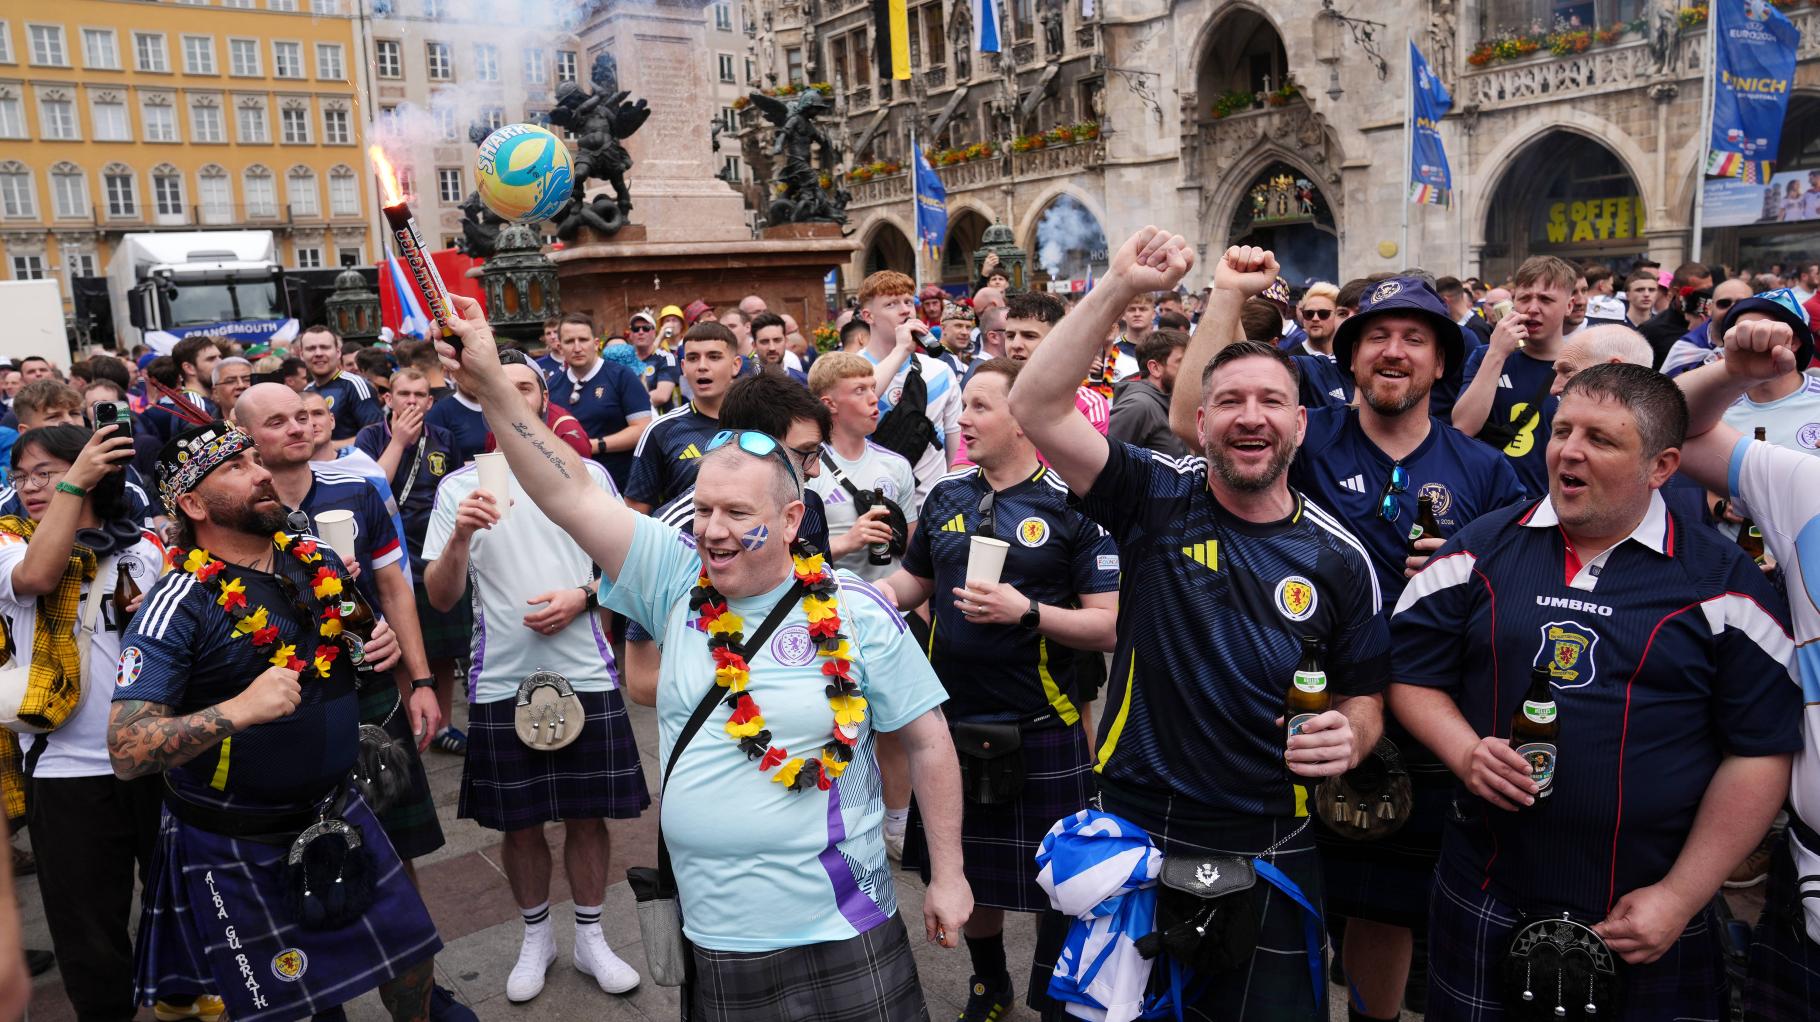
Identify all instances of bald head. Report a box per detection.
[1714,277,1752,304]
[234,381,314,467]
[972,287,1006,316]
[233,382,302,429]
[1550,324,1654,397]
[739,294,767,318]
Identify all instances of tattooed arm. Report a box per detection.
[436,294,641,579]
[108,665,302,780]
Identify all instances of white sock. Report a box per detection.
[574,903,603,932]
[884,808,908,837]
[522,900,551,935]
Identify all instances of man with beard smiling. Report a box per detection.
[1009,228,1389,1020]
[1172,251,1523,1021]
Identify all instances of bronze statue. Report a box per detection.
[454,121,508,258]
[747,89,848,225]
[547,54,652,239]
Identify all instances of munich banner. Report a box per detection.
[1707,0,1800,181]
[1409,40,1453,206]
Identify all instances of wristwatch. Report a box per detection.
[1019,598,1041,630]
[580,584,599,610]
[409,676,435,691]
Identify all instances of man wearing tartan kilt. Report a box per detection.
[422,353,651,1004]
[881,357,1119,1022]
[110,423,443,1021]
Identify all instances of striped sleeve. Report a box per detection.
[115,573,201,706]
[1388,545,1482,692]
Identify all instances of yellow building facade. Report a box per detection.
[0,0,379,322]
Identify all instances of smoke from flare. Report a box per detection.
[368,145,404,206]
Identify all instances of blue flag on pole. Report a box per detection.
[1408,40,1453,206]
[1707,0,1799,182]
[914,143,948,265]
[975,0,1001,54]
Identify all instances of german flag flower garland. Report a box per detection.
[163,531,353,678]
[691,552,863,792]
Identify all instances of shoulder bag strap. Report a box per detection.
[818,448,869,503]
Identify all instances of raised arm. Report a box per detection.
[1170,246,1279,450]
[437,295,641,579]
[1009,227,1194,497]
[1451,315,1527,435]
[12,426,135,597]
[1675,319,1796,492]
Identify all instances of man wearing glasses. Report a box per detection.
[626,309,680,411]
[1178,256,1522,1021]
[545,313,654,492]
[1662,278,1754,378]
[1293,283,1342,359]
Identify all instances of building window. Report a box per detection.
[287,167,318,216]
[0,96,18,139]
[328,169,357,215]
[717,53,735,83]
[229,38,260,76]
[437,167,463,203]
[434,105,457,140]
[745,56,755,86]
[0,22,12,64]
[786,47,804,85]
[280,105,309,143]
[92,97,130,141]
[396,166,415,199]
[474,43,498,81]
[83,29,119,70]
[50,166,86,218]
[0,165,34,218]
[556,50,577,82]
[310,0,341,13]
[40,96,78,140]
[296,246,323,269]
[237,102,269,143]
[104,171,137,218]
[426,41,451,80]
[713,3,732,31]
[423,0,446,18]
[152,169,184,217]
[375,40,401,78]
[198,167,230,223]
[191,100,224,142]
[523,47,546,84]
[720,105,735,131]
[243,167,276,218]
[525,107,545,125]
[322,106,350,144]
[11,256,44,281]
[924,7,945,67]
[722,156,740,182]
[336,246,361,268]
[482,106,504,131]
[28,25,66,67]
[134,33,168,73]
[273,41,303,78]
[182,36,215,75]
[222,0,254,8]
[142,100,178,142]
[67,253,96,279]
[315,43,343,80]
[268,0,296,10]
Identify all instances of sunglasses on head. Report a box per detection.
[705,430,800,490]
[975,489,995,537]
[1377,463,1410,524]
[1302,309,1334,321]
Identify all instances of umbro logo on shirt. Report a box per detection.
[1339,475,1367,494]
[1180,539,1218,571]
[939,514,967,533]
[678,444,702,460]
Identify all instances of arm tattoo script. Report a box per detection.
[510,420,573,479]
[108,699,239,780]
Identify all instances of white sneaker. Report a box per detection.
[574,926,641,994]
[506,926,558,1002]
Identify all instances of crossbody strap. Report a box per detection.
[818,448,869,504]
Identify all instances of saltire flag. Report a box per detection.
[975,0,1002,54]
[914,143,948,264]
[873,0,911,79]
[385,255,430,340]
[1705,0,1799,182]
[1408,40,1453,207]
[1083,266,1094,293]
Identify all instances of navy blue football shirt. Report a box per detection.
[1391,493,1799,916]
[546,357,654,490]
[308,371,384,440]
[1290,352,1351,410]
[424,392,489,468]
[353,418,458,571]
[1459,346,1558,495]
[624,403,721,508]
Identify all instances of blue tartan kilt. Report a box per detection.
[133,787,443,1022]
[1425,863,1726,1022]
[457,687,652,832]
[1744,831,1820,1022]
[1314,758,1449,930]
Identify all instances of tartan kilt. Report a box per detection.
[1425,863,1726,1022]
[688,912,927,1022]
[358,683,445,861]
[901,722,1095,913]
[133,787,442,1022]
[1744,832,1820,1022]
[414,577,471,663]
[1313,754,1449,930]
[457,688,651,832]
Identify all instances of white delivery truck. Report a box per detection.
[0,279,72,368]
[107,231,298,350]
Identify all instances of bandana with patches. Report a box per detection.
[157,422,254,518]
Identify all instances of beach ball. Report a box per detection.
[475,123,574,224]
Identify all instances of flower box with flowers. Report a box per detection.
[1010,134,1046,152]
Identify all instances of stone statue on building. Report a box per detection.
[1427,0,1456,82]
[1041,0,1065,57]
[748,89,848,225]
[454,121,507,258]
[547,53,652,239]
[1647,0,1682,74]
[950,0,973,79]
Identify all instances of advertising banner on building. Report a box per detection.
[1408,40,1453,206]
[1702,168,1820,226]
[1706,0,1801,181]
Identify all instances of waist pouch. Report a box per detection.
[281,814,377,931]
[515,670,585,752]
[952,720,1024,804]
[1135,855,1263,975]
[1314,737,1413,841]
[1501,910,1625,1021]
[353,699,412,815]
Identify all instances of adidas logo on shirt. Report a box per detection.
[678,444,702,460]
[1180,539,1218,570]
[1499,374,1513,389]
[940,514,967,533]
[1340,474,1366,493]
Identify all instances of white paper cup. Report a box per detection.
[966,536,1011,585]
[474,452,511,518]
[313,509,356,560]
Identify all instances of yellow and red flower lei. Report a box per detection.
[163,531,353,678]
[692,552,861,792]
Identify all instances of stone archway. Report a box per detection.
[1228,161,1338,285]
[940,206,993,285]
[1480,129,1647,282]
[863,219,915,276]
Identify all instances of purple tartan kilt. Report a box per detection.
[457,687,651,832]
[903,721,1094,913]
[133,789,442,1022]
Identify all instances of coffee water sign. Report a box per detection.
[1542,196,1646,244]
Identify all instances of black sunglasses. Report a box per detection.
[1377,463,1410,523]
[1302,309,1334,321]
[630,323,655,333]
[1712,297,1737,311]
[975,489,996,537]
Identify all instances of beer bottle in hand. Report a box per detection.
[1407,493,1442,555]
[1736,427,1768,566]
[1286,636,1330,745]
[1510,666,1559,802]
[867,488,893,566]
[112,562,141,635]
[338,586,381,671]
